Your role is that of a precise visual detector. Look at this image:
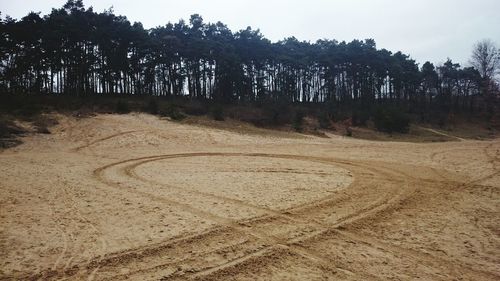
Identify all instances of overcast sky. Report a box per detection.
[1,0,499,66]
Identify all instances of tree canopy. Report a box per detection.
[0,1,496,117]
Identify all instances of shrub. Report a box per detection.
[292,110,305,132]
[159,103,185,121]
[17,102,42,117]
[0,116,26,148]
[232,107,266,126]
[115,100,131,114]
[144,99,158,115]
[211,105,225,121]
[33,115,58,134]
[352,109,370,126]
[261,101,290,126]
[317,111,332,129]
[373,106,410,133]
[183,101,208,116]
[0,117,24,138]
[345,126,353,137]
[35,126,51,134]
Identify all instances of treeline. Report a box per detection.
[0,0,496,118]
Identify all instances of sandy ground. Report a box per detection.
[0,113,499,280]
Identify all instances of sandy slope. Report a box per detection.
[0,113,498,280]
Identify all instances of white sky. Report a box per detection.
[1,0,499,66]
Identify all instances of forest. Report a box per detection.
[1,0,499,133]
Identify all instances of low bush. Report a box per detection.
[33,115,58,134]
[0,117,26,148]
[144,99,159,115]
[352,109,370,126]
[317,111,332,129]
[115,100,131,114]
[373,106,410,133]
[292,110,305,132]
[0,117,24,138]
[159,103,186,120]
[261,101,290,126]
[183,100,208,116]
[345,126,353,137]
[211,105,225,121]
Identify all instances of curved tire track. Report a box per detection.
[23,150,498,280]
[72,153,418,280]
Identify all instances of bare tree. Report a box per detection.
[470,39,500,81]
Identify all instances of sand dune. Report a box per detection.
[0,113,498,280]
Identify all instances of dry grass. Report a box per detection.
[0,116,27,148]
[347,125,456,142]
[181,115,308,139]
[433,123,497,140]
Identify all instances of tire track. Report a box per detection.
[418,126,466,141]
[73,130,142,152]
[22,151,491,280]
[124,154,352,224]
[59,180,108,279]
[476,142,500,184]
[88,153,416,280]
[22,153,408,280]
[334,230,500,280]
[7,116,499,280]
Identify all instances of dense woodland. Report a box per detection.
[1,0,499,129]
